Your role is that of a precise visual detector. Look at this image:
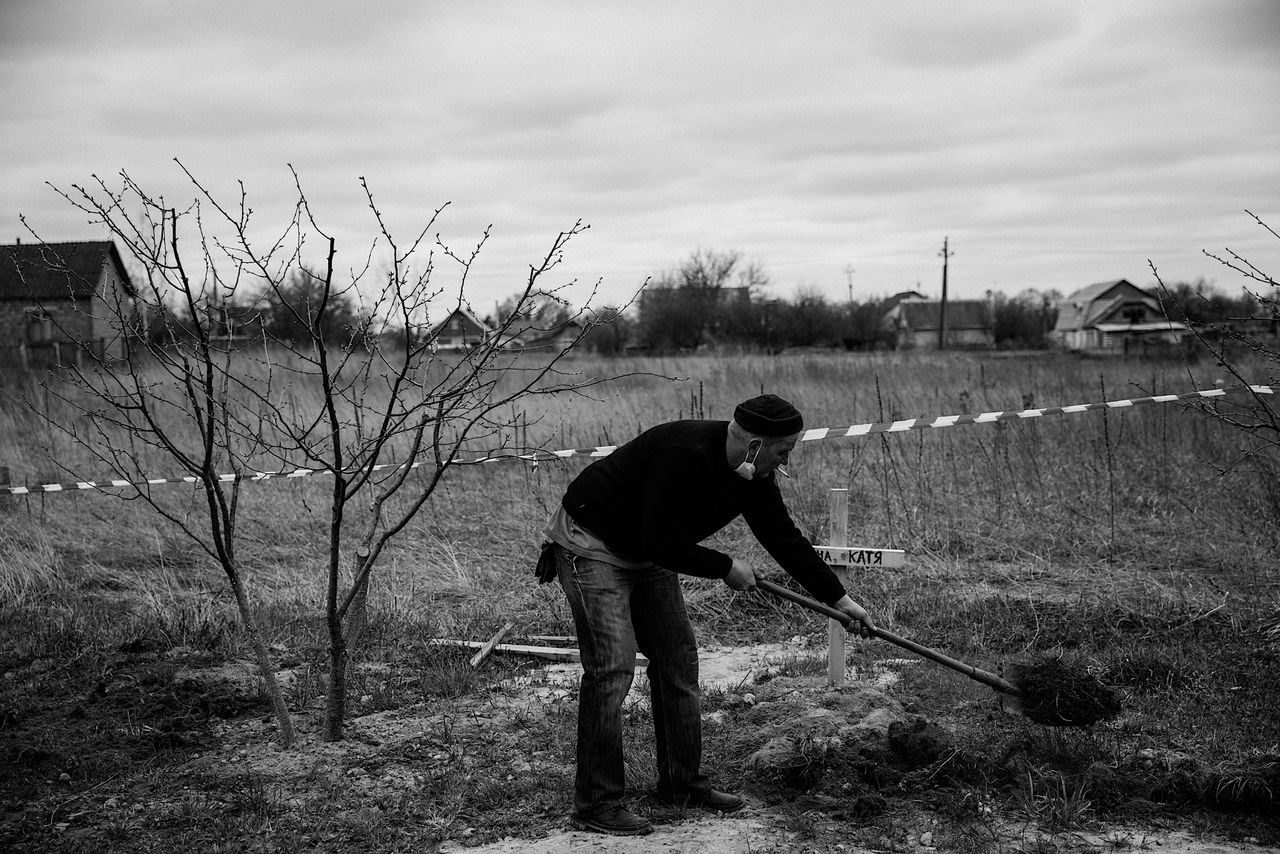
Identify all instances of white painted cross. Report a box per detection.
[816,488,906,687]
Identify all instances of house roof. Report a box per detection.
[1067,279,1133,305]
[428,306,492,337]
[497,312,585,348]
[0,241,133,300]
[884,290,927,310]
[890,299,991,330]
[516,318,585,349]
[1054,279,1158,332]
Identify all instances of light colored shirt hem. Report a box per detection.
[544,504,655,570]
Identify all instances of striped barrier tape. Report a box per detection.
[1,383,1272,497]
[794,383,1274,442]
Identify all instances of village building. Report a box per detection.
[0,241,137,367]
[507,317,586,351]
[881,296,994,350]
[426,306,493,350]
[1051,279,1190,353]
[416,305,590,353]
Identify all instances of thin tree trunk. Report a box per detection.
[227,569,296,747]
[345,569,370,653]
[324,552,371,742]
[324,620,347,741]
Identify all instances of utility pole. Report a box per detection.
[938,237,954,350]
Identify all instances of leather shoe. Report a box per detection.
[654,788,745,813]
[570,804,653,836]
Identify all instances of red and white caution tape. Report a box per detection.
[1,383,1272,497]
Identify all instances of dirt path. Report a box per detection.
[195,643,1277,854]
[440,815,779,854]
[446,823,1280,854]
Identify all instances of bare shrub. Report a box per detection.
[18,161,640,741]
[1151,210,1279,525]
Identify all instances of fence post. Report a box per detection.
[827,488,850,686]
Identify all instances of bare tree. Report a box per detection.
[782,286,840,348]
[578,305,633,355]
[989,288,1060,349]
[256,265,368,346]
[637,249,769,351]
[1151,210,1279,519]
[23,160,639,742]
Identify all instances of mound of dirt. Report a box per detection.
[738,676,954,794]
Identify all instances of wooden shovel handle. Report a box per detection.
[755,578,1021,696]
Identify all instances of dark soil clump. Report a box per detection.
[888,717,952,768]
[1006,658,1121,727]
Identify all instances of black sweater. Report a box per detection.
[562,420,847,605]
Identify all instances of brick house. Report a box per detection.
[1051,279,1189,353]
[882,297,994,350]
[0,241,136,367]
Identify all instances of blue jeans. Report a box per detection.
[553,544,710,813]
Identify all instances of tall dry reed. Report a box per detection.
[1,350,1275,628]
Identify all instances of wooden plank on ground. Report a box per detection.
[430,638,649,667]
[469,621,515,667]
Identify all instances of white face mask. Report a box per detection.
[734,440,762,480]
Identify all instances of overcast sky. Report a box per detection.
[3,1,1278,314]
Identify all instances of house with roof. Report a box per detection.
[520,318,586,351]
[426,306,493,350]
[0,241,137,367]
[883,289,926,310]
[1050,279,1189,353]
[499,315,587,351]
[881,297,994,350]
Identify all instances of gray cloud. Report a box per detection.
[2,1,1277,309]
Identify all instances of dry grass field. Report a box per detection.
[1,349,1277,853]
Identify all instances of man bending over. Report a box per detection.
[542,393,876,836]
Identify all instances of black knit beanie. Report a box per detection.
[734,394,804,437]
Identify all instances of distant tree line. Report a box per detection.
[602,251,1273,355]
[143,266,372,350]
[140,251,1273,357]
[1153,278,1272,325]
[617,249,1062,353]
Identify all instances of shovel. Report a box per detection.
[755,578,1120,727]
[756,577,1021,698]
